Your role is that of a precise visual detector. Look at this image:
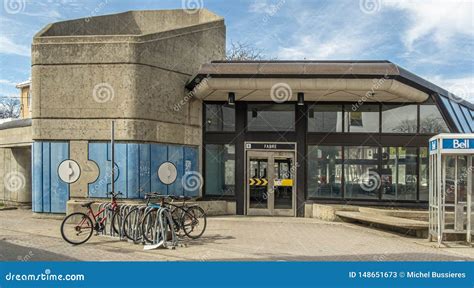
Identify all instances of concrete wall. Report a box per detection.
[28,10,226,211]
[19,86,31,119]
[31,9,225,144]
[0,126,32,148]
[0,147,32,206]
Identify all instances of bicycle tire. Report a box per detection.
[123,207,143,242]
[60,212,94,245]
[141,208,159,244]
[111,209,122,235]
[183,206,207,239]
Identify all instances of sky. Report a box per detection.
[0,0,473,102]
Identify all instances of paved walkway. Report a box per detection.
[0,209,472,261]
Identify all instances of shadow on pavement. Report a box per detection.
[0,240,78,261]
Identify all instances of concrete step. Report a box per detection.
[358,207,428,221]
[336,211,429,238]
[336,211,428,229]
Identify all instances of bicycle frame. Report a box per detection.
[84,196,119,229]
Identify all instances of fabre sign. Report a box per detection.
[429,134,474,155]
[245,142,296,151]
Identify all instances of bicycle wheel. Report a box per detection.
[111,209,122,235]
[170,206,186,238]
[183,206,207,239]
[60,212,94,245]
[123,207,143,242]
[141,208,159,244]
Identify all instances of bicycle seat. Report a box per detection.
[81,201,95,208]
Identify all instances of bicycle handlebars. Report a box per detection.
[144,192,192,201]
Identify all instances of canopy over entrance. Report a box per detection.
[187,61,434,103]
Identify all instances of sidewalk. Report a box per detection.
[0,209,472,261]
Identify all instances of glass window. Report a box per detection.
[344,146,379,199]
[419,147,429,201]
[344,105,379,133]
[204,144,235,196]
[381,105,418,133]
[205,104,235,132]
[307,146,343,198]
[307,105,343,132]
[381,147,418,200]
[419,104,450,133]
[247,104,295,131]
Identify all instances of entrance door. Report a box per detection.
[246,151,295,216]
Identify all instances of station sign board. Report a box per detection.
[245,142,296,151]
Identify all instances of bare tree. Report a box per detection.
[226,41,268,61]
[0,97,21,119]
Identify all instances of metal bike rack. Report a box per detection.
[429,134,473,246]
[94,197,181,249]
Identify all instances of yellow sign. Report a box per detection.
[274,179,293,187]
[249,178,268,186]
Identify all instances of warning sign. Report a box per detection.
[249,178,268,186]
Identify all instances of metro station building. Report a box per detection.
[0,9,472,217]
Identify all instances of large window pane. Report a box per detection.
[307,146,343,198]
[381,147,418,200]
[344,146,379,199]
[205,144,235,196]
[308,105,343,132]
[247,104,295,131]
[419,147,429,200]
[381,105,418,133]
[419,104,450,133]
[344,105,379,132]
[205,104,235,132]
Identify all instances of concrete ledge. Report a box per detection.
[336,211,428,229]
[336,211,429,238]
[305,203,359,221]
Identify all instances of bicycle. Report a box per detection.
[141,193,207,243]
[60,191,123,245]
[121,193,162,243]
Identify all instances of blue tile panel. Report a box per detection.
[88,143,199,198]
[439,95,474,133]
[32,142,70,213]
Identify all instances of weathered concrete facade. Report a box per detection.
[32,9,225,143]
[27,9,225,213]
[0,147,32,207]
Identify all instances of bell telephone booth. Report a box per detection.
[429,134,473,246]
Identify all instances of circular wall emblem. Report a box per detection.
[158,162,177,185]
[58,160,81,184]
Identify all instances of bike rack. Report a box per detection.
[95,201,179,250]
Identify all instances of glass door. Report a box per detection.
[246,151,295,216]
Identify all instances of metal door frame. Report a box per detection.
[245,142,297,216]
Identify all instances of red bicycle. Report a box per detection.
[60,192,122,245]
